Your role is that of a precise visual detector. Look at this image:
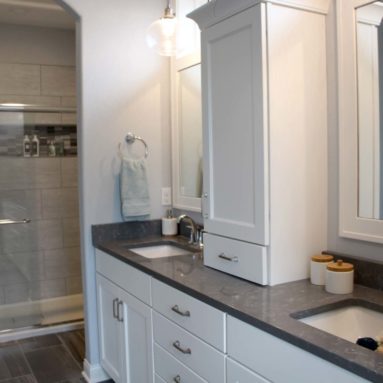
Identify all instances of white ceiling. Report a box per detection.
[0,0,75,29]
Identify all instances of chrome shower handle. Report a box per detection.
[0,219,31,225]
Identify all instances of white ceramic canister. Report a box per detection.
[325,260,354,294]
[162,217,178,236]
[310,254,334,285]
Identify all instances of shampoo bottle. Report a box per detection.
[48,140,56,157]
[23,135,31,157]
[31,134,40,157]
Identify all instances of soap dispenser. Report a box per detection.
[23,135,31,157]
[31,134,40,157]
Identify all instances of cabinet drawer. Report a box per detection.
[154,343,207,383]
[227,357,271,383]
[152,278,225,351]
[227,316,370,383]
[204,233,268,285]
[96,249,151,305]
[153,311,225,383]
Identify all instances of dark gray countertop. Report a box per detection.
[95,235,383,382]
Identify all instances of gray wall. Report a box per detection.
[327,0,383,261]
[59,0,171,375]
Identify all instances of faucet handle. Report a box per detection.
[196,226,205,249]
[195,225,204,249]
[185,225,194,244]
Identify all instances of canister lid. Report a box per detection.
[327,259,354,272]
[311,254,334,263]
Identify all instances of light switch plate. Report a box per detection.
[162,187,172,206]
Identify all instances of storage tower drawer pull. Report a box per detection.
[218,253,239,262]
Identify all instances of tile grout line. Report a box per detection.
[57,332,84,371]
[16,342,39,383]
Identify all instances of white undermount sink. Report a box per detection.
[129,244,191,259]
[299,305,383,343]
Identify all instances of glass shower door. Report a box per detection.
[0,105,83,333]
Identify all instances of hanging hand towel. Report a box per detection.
[120,157,150,221]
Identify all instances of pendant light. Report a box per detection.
[146,0,196,57]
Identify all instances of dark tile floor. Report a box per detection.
[0,330,86,383]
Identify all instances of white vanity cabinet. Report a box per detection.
[94,249,374,383]
[95,250,153,383]
[227,316,370,383]
[190,0,328,285]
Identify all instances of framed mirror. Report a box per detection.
[338,0,383,243]
[172,55,202,211]
[171,0,206,212]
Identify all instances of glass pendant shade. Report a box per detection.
[146,3,197,57]
[146,16,178,56]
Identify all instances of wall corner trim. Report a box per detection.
[82,359,110,383]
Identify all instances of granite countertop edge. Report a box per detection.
[95,237,383,383]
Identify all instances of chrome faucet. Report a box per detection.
[177,214,203,249]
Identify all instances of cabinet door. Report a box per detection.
[96,274,124,383]
[201,5,269,246]
[119,288,154,383]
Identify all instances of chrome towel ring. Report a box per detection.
[119,132,149,158]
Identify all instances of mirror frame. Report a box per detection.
[338,0,383,243]
[171,51,202,212]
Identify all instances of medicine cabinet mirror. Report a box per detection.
[171,0,206,212]
[338,0,383,243]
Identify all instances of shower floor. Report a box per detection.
[0,294,83,334]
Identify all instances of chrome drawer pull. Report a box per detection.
[172,340,191,355]
[117,300,124,322]
[112,298,119,319]
[173,375,181,383]
[171,304,190,317]
[218,253,239,262]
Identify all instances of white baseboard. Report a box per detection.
[82,359,110,383]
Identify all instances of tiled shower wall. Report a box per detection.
[0,63,77,119]
[0,157,80,303]
[0,61,81,304]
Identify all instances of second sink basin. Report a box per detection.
[128,244,191,259]
[298,305,383,343]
